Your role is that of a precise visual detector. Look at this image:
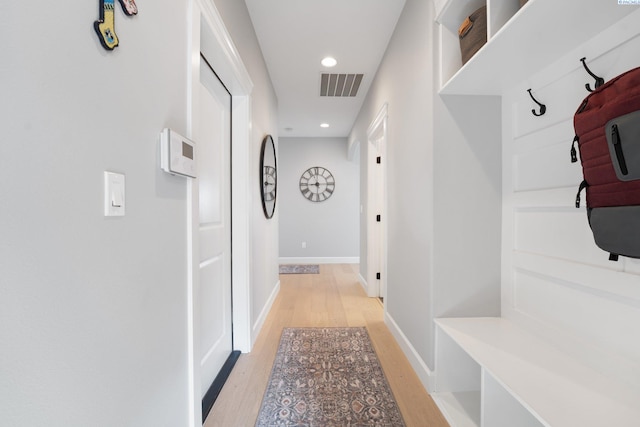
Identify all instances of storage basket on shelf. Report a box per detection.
[458,5,487,65]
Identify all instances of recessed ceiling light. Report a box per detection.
[321,57,337,67]
[320,123,330,128]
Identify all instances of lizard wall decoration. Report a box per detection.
[94,0,138,50]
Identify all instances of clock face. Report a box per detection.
[299,166,335,202]
[260,135,277,219]
[263,165,276,201]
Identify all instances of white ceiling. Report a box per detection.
[245,0,406,138]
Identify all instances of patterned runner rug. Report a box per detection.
[255,327,405,426]
[279,264,320,274]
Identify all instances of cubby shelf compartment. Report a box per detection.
[434,317,640,427]
[436,0,632,95]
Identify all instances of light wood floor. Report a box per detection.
[204,264,449,427]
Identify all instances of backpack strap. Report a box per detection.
[570,135,579,163]
[575,180,588,208]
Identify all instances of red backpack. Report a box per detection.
[573,66,640,260]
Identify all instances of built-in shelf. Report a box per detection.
[436,0,632,95]
[433,2,640,426]
[431,391,481,427]
[435,317,640,427]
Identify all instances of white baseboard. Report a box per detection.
[251,279,280,346]
[278,257,359,264]
[384,311,435,392]
[358,272,368,294]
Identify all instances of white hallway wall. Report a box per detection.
[350,0,501,385]
[1,2,191,425]
[351,0,438,371]
[278,137,359,263]
[351,0,437,370]
[1,0,278,425]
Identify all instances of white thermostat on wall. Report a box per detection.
[160,128,197,178]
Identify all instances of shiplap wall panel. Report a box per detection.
[512,119,572,155]
[514,210,612,268]
[512,119,581,192]
[514,144,581,192]
[503,11,640,376]
[514,270,640,365]
[512,187,579,208]
[627,258,640,275]
[512,78,583,140]
[512,15,640,140]
[513,252,637,299]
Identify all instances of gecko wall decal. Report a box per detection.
[94,0,138,51]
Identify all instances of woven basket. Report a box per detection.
[458,5,487,65]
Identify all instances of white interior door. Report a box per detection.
[197,56,233,398]
[367,104,388,300]
[372,142,385,300]
[369,139,386,300]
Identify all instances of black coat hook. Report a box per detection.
[527,89,546,116]
[580,57,604,92]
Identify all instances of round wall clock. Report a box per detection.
[260,135,277,219]
[299,166,335,202]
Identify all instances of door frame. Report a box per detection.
[366,103,388,299]
[188,1,253,425]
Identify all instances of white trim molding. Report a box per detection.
[187,1,253,425]
[366,103,389,298]
[358,272,368,294]
[197,0,253,95]
[252,280,280,339]
[193,0,254,352]
[385,311,435,392]
[348,137,361,162]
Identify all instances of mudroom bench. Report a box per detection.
[432,317,640,427]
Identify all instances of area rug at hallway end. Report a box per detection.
[279,264,320,274]
[255,327,406,426]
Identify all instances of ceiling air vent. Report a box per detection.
[320,73,364,97]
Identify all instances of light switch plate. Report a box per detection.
[104,171,125,216]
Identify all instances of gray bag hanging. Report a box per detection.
[572,66,640,260]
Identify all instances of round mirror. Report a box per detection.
[260,135,277,219]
